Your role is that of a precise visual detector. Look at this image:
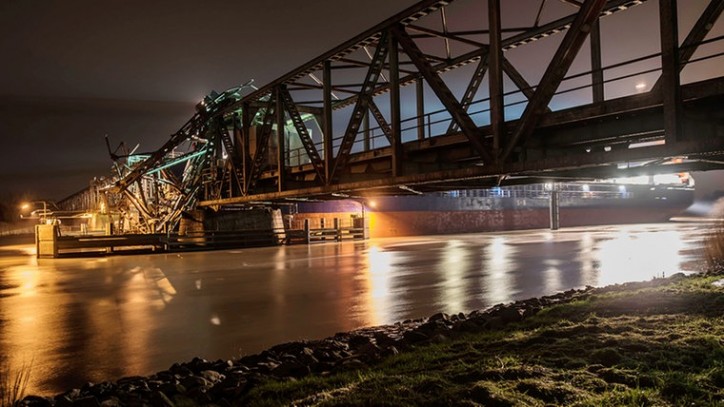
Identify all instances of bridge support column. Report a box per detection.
[659,0,682,144]
[416,78,425,140]
[323,61,334,184]
[388,30,402,177]
[549,191,560,231]
[590,19,604,103]
[363,111,371,151]
[488,0,505,155]
[276,87,287,192]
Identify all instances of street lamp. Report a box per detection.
[357,199,377,220]
[20,201,49,224]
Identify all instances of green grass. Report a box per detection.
[239,274,724,406]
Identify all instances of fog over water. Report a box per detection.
[0,222,711,395]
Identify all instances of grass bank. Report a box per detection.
[242,273,724,406]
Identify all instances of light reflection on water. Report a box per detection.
[361,245,394,326]
[0,223,709,395]
[483,236,515,306]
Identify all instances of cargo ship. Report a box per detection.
[286,174,695,238]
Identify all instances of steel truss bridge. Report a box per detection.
[84,0,724,233]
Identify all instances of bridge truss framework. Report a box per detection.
[86,0,723,232]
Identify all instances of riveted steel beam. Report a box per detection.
[502,0,608,162]
[393,25,492,163]
[276,87,286,192]
[323,61,334,185]
[279,85,326,183]
[322,1,647,113]
[659,0,682,144]
[246,96,276,193]
[389,30,403,177]
[331,32,390,179]
[446,53,488,134]
[489,0,505,154]
[218,116,244,194]
[652,0,724,93]
[366,97,393,144]
[502,58,539,103]
[590,19,604,102]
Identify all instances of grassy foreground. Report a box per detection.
[242,274,724,406]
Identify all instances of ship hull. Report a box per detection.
[287,184,694,238]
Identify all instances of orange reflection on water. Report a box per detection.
[359,245,394,326]
[2,259,63,394]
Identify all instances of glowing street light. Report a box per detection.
[20,201,49,224]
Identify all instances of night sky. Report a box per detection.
[0,0,722,203]
[0,0,421,200]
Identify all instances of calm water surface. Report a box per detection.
[0,222,710,395]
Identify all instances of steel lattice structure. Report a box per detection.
[99,0,723,233]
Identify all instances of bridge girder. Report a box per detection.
[106,0,723,224]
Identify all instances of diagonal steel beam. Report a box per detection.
[330,32,390,179]
[240,102,257,195]
[501,0,608,162]
[313,0,647,113]
[217,117,244,194]
[366,97,394,144]
[278,85,326,183]
[502,57,553,115]
[115,113,206,193]
[502,58,538,102]
[447,53,489,134]
[651,0,724,93]
[233,113,249,195]
[246,96,276,193]
[323,61,334,185]
[276,87,286,192]
[394,25,492,163]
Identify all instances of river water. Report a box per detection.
[0,222,712,395]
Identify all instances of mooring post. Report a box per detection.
[549,190,560,230]
[304,219,311,244]
[334,218,341,241]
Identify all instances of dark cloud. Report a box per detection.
[0,0,419,199]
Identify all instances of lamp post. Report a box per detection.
[20,201,49,224]
[356,199,376,239]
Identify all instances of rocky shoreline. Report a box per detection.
[17,274,695,406]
